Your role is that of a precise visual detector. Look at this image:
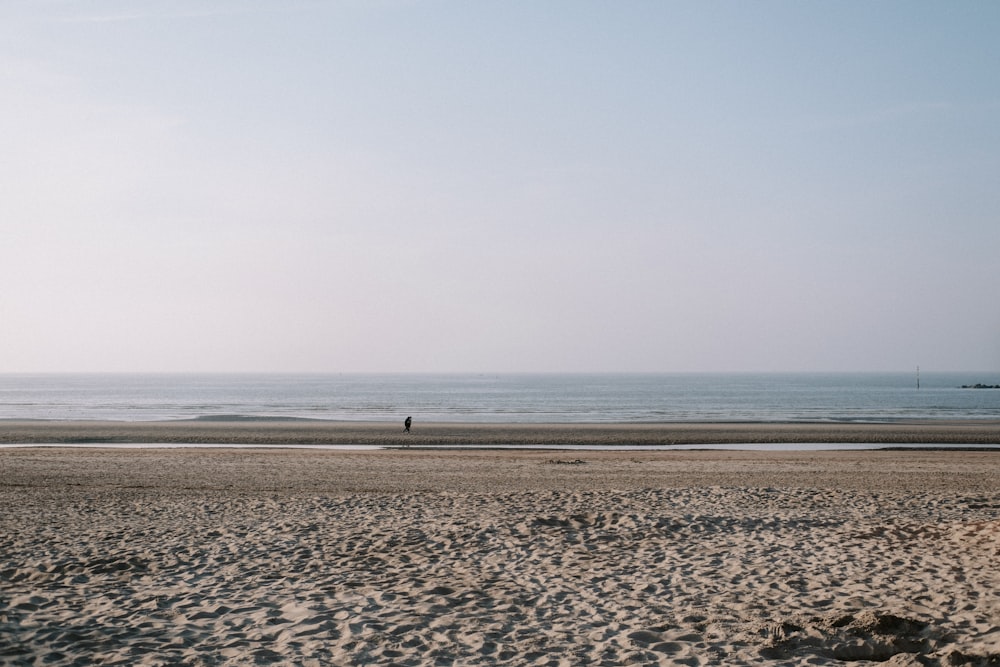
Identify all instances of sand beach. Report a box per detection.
[1,418,1000,447]
[2,422,999,666]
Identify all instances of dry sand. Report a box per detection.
[2,440,999,665]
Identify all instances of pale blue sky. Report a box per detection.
[2,1,998,372]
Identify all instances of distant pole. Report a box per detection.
[916,366,920,390]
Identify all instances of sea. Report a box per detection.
[0,372,997,423]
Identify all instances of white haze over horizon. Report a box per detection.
[2,1,999,374]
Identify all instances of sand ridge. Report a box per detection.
[2,419,1000,446]
[2,448,999,666]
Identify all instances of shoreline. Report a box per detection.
[1,418,999,446]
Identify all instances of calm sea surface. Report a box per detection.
[0,373,997,423]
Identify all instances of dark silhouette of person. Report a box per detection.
[404,416,412,433]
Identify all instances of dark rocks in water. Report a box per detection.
[960,383,1000,389]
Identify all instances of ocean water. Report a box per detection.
[0,373,997,423]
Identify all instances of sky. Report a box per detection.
[2,1,999,374]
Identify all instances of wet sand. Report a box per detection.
[2,418,999,446]
[2,445,999,666]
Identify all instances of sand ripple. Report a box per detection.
[3,484,999,666]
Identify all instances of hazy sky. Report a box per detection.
[3,1,998,373]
